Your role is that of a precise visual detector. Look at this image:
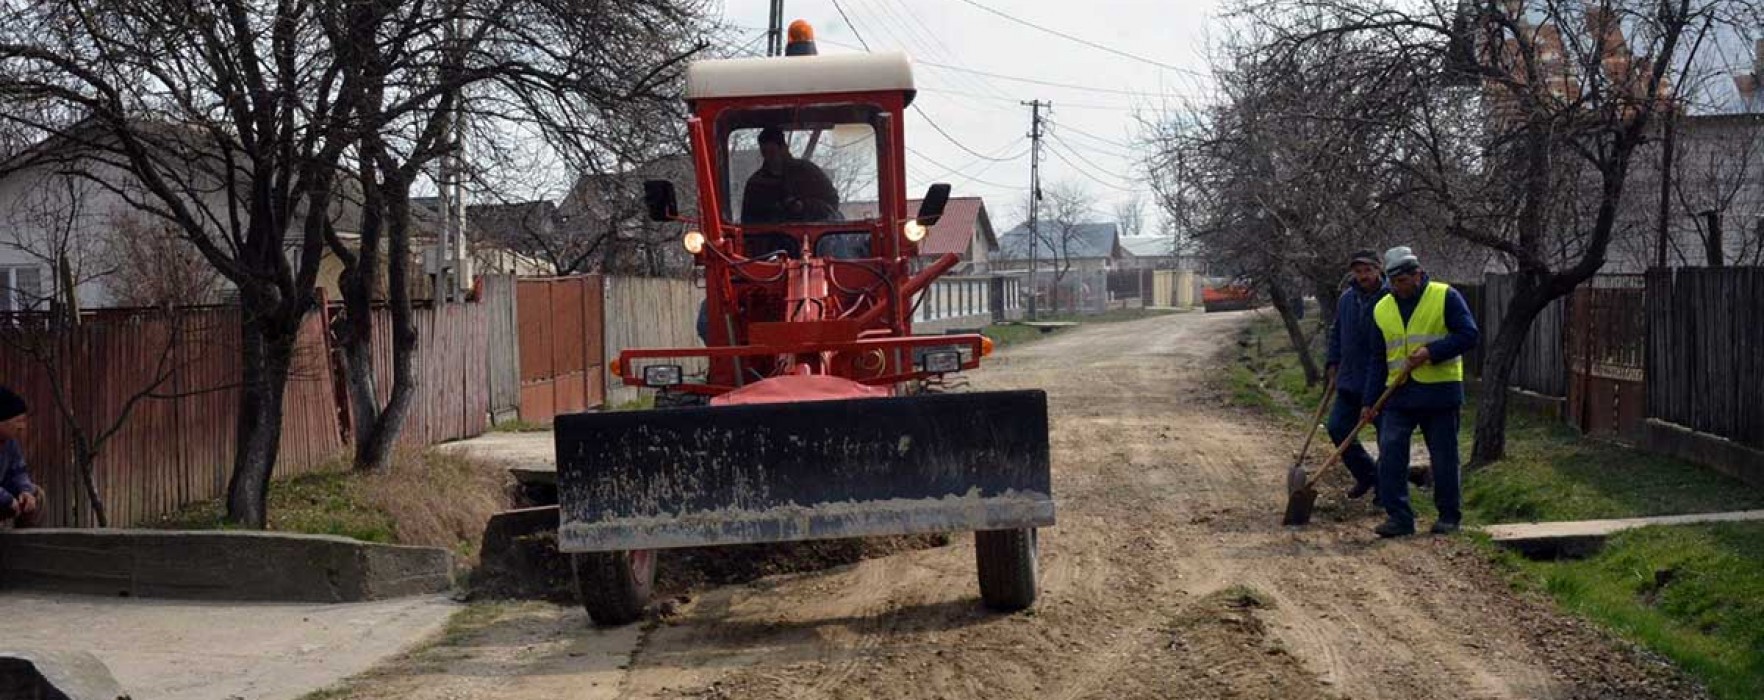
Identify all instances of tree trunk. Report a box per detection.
[1470,278,1554,466]
[74,445,107,528]
[226,310,297,528]
[354,176,421,470]
[1705,211,1724,268]
[1312,277,1339,328]
[344,155,386,470]
[1267,277,1320,386]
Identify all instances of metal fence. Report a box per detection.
[515,275,606,422]
[0,308,344,527]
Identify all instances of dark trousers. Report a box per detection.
[1326,389,1379,489]
[1378,406,1462,529]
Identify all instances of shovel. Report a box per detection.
[1283,373,1337,496]
[1283,368,1411,527]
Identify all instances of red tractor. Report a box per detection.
[554,23,1054,626]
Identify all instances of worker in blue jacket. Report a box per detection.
[0,386,42,528]
[1324,250,1387,502]
[1362,247,1479,538]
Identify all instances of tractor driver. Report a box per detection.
[741,126,841,224]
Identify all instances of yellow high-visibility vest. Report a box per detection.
[1373,281,1463,385]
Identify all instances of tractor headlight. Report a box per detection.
[682,231,706,254]
[642,364,684,387]
[903,219,928,243]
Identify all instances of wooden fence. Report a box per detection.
[480,275,521,425]
[0,308,344,528]
[1646,267,1764,451]
[1477,274,1569,397]
[359,302,492,447]
[515,275,606,423]
[603,276,701,406]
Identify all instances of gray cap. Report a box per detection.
[1383,246,1420,275]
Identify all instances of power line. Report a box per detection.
[914,60,1167,98]
[912,104,1022,161]
[955,0,1209,78]
[919,137,1029,182]
[867,0,1015,101]
[914,87,1139,112]
[1051,132,1133,162]
[831,4,1036,165]
[1051,132,1131,174]
[1053,120,1134,150]
[906,145,1024,189]
[830,0,873,50]
[1046,140,1136,192]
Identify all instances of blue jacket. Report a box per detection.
[1364,276,1480,411]
[1327,281,1387,398]
[0,440,34,511]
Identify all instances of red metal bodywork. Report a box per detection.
[612,86,990,402]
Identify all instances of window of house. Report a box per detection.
[0,265,44,312]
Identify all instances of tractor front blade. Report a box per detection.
[554,390,1053,552]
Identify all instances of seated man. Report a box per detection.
[741,126,840,224]
[0,386,41,528]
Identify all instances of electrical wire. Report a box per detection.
[1045,140,1136,192]
[1050,132,1130,176]
[1053,120,1134,150]
[831,2,1036,165]
[954,0,1209,78]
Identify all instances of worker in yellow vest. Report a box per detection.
[1360,247,1479,538]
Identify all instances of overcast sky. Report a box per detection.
[714,0,1223,236]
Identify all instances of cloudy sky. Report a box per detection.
[713,0,1223,235]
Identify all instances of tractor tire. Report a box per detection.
[572,549,657,626]
[975,528,1038,612]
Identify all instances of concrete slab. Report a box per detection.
[435,431,556,474]
[0,592,456,700]
[1484,509,1764,558]
[0,530,453,602]
[0,649,126,700]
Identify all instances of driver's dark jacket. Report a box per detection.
[741,157,840,223]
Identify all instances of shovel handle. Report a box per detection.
[1300,368,1411,492]
[1293,373,1337,466]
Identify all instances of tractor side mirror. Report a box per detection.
[915,183,951,225]
[643,180,679,223]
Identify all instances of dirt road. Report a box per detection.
[333,310,1701,700]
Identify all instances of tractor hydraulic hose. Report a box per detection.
[852,253,960,329]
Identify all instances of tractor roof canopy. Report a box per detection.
[687,52,915,103]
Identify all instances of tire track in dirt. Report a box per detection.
[326,309,1710,700]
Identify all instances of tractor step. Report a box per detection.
[554,390,1053,552]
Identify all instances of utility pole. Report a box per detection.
[766,0,785,57]
[1023,99,1047,320]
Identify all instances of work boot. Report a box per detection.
[1430,520,1461,535]
[1347,481,1374,500]
[1373,520,1415,538]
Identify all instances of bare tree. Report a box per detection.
[101,212,222,308]
[1114,193,1146,239]
[0,177,198,526]
[1233,0,1759,462]
[1038,182,1099,314]
[0,0,715,521]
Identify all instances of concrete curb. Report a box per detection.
[0,529,453,603]
[1484,510,1764,559]
[0,650,127,700]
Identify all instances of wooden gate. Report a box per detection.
[1565,278,1648,440]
